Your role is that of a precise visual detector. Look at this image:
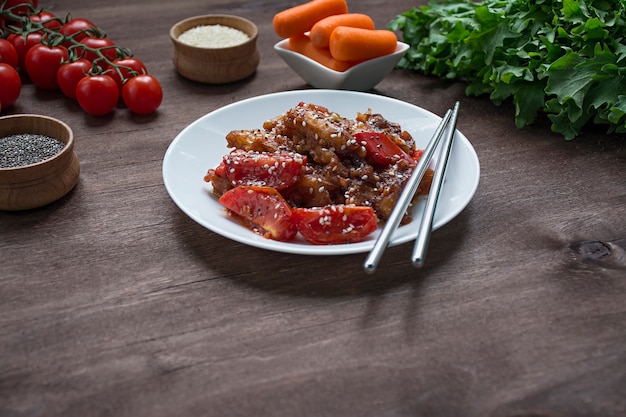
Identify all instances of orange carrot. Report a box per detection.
[329,27,398,62]
[288,34,358,72]
[273,0,349,39]
[310,13,375,48]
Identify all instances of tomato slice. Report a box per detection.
[354,131,414,166]
[218,185,297,241]
[220,149,306,190]
[292,205,378,245]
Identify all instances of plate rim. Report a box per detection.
[163,89,480,256]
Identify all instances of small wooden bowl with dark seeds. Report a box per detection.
[0,114,80,211]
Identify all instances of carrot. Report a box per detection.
[288,34,358,72]
[310,13,375,48]
[329,27,398,62]
[273,0,349,39]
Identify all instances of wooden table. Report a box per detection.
[2,0,625,416]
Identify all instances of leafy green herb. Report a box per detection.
[389,0,626,139]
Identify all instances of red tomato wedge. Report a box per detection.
[220,150,307,190]
[292,205,378,245]
[218,185,297,241]
[353,132,414,166]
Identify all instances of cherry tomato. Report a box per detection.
[292,205,378,245]
[76,74,119,116]
[121,74,163,115]
[25,44,69,90]
[0,63,21,109]
[353,131,414,166]
[0,39,18,68]
[3,0,39,17]
[78,37,118,63]
[29,11,62,30]
[107,57,147,91]
[60,18,98,43]
[8,32,43,70]
[57,59,91,100]
[218,185,297,241]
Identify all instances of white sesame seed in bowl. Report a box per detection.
[170,15,259,84]
[177,24,250,48]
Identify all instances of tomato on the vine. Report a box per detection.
[8,32,43,69]
[57,59,91,100]
[60,17,98,43]
[29,11,61,30]
[0,39,18,68]
[76,74,119,116]
[78,37,118,63]
[2,0,39,17]
[107,57,147,92]
[0,63,21,109]
[25,44,69,90]
[122,74,163,115]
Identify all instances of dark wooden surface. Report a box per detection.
[2,0,625,416]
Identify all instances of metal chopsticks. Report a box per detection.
[363,102,460,274]
[412,101,460,267]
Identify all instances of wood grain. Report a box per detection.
[1,0,625,416]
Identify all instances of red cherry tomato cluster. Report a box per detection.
[0,1,162,116]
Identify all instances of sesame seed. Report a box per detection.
[0,134,66,168]
[177,24,250,48]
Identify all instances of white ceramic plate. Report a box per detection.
[274,39,409,91]
[163,90,479,255]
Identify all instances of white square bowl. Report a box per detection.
[274,39,409,91]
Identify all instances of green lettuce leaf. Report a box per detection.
[390,0,626,139]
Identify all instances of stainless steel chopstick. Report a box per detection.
[412,101,460,268]
[363,107,454,274]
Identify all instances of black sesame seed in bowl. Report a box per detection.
[0,133,66,168]
[0,114,80,211]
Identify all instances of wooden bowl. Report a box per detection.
[170,14,260,84]
[0,114,80,211]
